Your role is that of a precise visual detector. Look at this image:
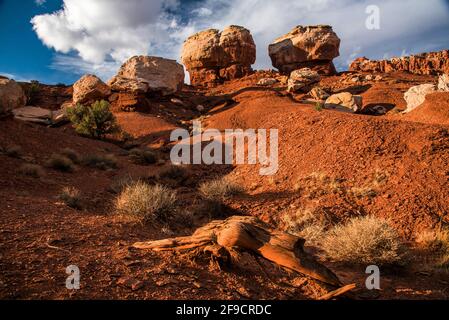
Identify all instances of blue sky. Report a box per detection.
[1,0,449,85]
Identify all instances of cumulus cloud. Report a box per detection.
[32,0,449,80]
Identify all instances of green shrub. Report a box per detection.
[46,154,75,172]
[115,181,177,222]
[67,100,120,139]
[322,216,404,265]
[82,153,118,170]
[315,102,324,112]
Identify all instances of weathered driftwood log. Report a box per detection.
[134,216,343,287]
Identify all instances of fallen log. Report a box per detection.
[134,216,344,288]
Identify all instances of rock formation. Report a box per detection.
[287,68,321,93]
[325,92,363,113]
[108,56,185,96]
[403,84,437,113]
[73,74,111,105]
[181,26,256,86]
[0,77,27,116]
[349,50,449,75]
[269,25,341,75]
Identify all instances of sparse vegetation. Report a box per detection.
[115,181,177,222]
[59,148,80,164]
[416,228,449,271]
[109,175,135,194]
[67,100,120,139]
[25,81,40,105]
[321,216,405,265]
[280,208,332,246]
[295,172,342,199]
[159,165,188,181]
[46,154,75,172]
[199,178,243,202]
[59,187,82,210]
[2,145,23,158]
[129,148,157,165]
[350,186,378,199]
[19,164,44,178]
[82,153,118,170]
[315,102,324,111]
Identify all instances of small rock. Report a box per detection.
[257,78,278,86]
[309,87,330,101]
[438,74,449,92]
[171,98,185,106]
[287,68,321,93]
[365,74,374,81]
[196,105,205,112]
[403,84,436,113]
[325,92,363,113]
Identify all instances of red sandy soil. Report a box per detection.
[1,71,448,300]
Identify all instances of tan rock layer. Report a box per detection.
[349,50,449,75]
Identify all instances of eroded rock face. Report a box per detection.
[269,25,341,75]
[0,77,27,116]
[404,84,436,113]
[349,50,449,75]
[287,68,321,93]
[325,92,363,113]
[438,74,449,92]
[73,74,111,105]
[181,26,256,86]
[108,56,184,95]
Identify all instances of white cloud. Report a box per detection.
[35,0,46,6]
[32,0,449,80]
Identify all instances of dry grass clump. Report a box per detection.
[109,175,135,194]
[349,186,378,199]
[19,164,44,178]
[2,145,23,158]
[280,208,332,246]
[416,228,449,271]
[349,170,388,199]
[321,216,404,265]
[294,172,342,199]
[59,187,82,209]
[46,154,75,172]
[115,181,177,222]
[82,153,118,170]
[199,178,243,202]
[60,148,81,164]
[129,148,157,165]
[159,165,188,181]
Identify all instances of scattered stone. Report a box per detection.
[13,106,66,125]
[325,92,363,113]
[365,74,374,81]
[0,77,26,116]
[182,25,256,86]
[374,75,383,81]
[287,68,321,93]
[73,74,111,105]
[117,277,144,291]
[170,98,185,106]
[196,105,205,112]
[309,87,330,101]
[438,74,449,92]
[257,78,278,86]
[108,56,184,96]
[269,25,341,75]
[403,84,436,113]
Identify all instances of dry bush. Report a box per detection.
[159,165,188,181]
[199,178,243,202]
[109,175,135,194]
[280,208,332,246]
[3,145,23,158]
[129,148,157,165]
[19,164,44,178]
[115,181,177,222]
[295,172,342,199]
[82,153,118,170]
[46,154,75,172]
[349,186,378,199]
[416,228,449,271]
[59,187,82,209]
[60,148,80,164]
[322,216,404,265]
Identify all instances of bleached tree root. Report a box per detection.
[134,216,349,289]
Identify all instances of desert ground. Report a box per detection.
[0,25,448,300]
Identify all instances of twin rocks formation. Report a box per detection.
[182,24,341,86]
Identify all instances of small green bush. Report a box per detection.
[129,148,157,165]
[67,100,120,139]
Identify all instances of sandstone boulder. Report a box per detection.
[404,84,436,113]
[257,78,278,86]
[73,74,111,105]
[108,56,184,96]
[181,26,256,86]
[325,92,363,113]
[309,87,330,101]
[269,25,340,75]
[438,74,449,92]
[0,77,26,116]
[287,68,321,93]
